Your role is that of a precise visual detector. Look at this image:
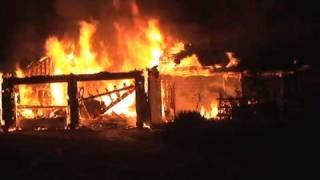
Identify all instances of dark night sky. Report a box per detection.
[0,0,319,71]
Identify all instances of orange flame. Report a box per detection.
[200,101,219,119]
[15,2,167,124]
[15,1,227,124]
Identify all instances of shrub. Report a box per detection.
[167,111,209,132]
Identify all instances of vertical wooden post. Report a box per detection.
[2,78,16,131]
[148,68,162,127]
[68,76,79,129]
[135,73,146,128]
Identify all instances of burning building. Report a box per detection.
[148,51,242,125]
[0,1,305,131]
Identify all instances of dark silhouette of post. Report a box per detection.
[135,73,146,128]
[1,78,15,131]
[68,76,79,129]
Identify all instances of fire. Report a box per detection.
[178,55,202,68]
[159,42,212,77]
[46,21,105,75]
[50,83,66,106]
[15,1,167,126]
[200,101,219,119]
[226,52,240,68]
[20,109,34,119]
[13,1,234,126]
[113,18,164,71]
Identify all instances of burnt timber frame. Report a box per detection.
[1,71,146,130]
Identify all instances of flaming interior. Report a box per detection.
[15,1,232,127]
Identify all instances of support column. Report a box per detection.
[135,73,147,128]
[148,67,162,127]
[2,78,15,131]
[68,77,79,129]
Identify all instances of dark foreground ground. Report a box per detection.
[0,125,317,180]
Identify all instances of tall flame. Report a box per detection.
[15,1,167,123]
[14,1,225,123]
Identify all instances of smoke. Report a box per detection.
[1,1,53,71]
[1,0,189,71]
[1,0,318,71]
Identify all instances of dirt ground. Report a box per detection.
[0,127,316,180]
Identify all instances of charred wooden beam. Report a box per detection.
[17,117,66,130]
[135,74,148,128]
[5,71,142,85]
[80,85,135,101]
[17,105,67,109]
[104,88,135,112]
[68,78,79,129]
[81,88,135,119]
